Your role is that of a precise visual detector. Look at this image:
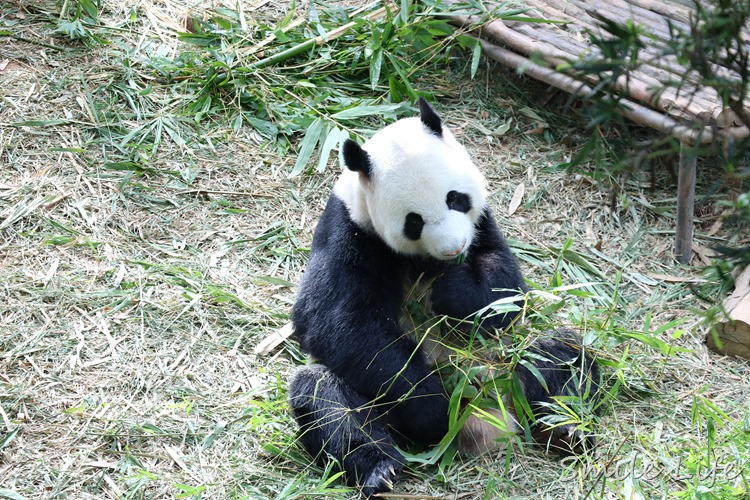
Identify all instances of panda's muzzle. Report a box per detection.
[440,240,466,258]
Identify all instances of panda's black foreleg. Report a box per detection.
[287,364,403,497]
[326,333,452,448]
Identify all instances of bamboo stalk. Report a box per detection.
[627,0,694,24]
[619,61,725,117]
[545,0,741,87]
[636,42,742,91]
[512,23,589,57]
[238,17,307,57]
[583,6,677,42]
[609,0,692,32]
[504,0,578,29]
[1,33,66,52]
[533,0,588,20]
[469,14,572,66]
[609,0,676,26]
[525,0,747,86]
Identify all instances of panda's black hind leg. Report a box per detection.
[516,330,601,456]
[288,364,403,496]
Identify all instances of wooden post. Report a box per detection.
[675,140,697,264]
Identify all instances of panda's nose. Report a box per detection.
[442,241,465,257]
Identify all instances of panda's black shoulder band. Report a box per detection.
[418,97,443,138]
[342,139,372,179]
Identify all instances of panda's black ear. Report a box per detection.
[418,97,443,137]
[342,139,372,179]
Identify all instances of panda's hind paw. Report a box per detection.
[360,459,402,498]
[533,423,597,458]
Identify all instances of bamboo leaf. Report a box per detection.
[290,118,324,177]
[0,195,56,230]
[316,126,343,172]
[48,147,86,153]
[330,103,406,120]
[470,38,482,79]
[508,182,524,215]
[388,75,403,102]
[386,52,416,99]
[44,235,77,245]
[11,119,71,127]
[103,161,158,175]
[400,0,410,25]
[493,120,512,136]
[161,117,186,146]
[0,489,27,500]
[0,427,19,451]
[561,249,606,279]
[255,275,295,287]
[369,48,383,90]
[518,358,549,392]
[79,0,99,19]
[400,400,474,465]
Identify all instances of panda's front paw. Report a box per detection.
[430,265,489,328]
[360,459,402,498]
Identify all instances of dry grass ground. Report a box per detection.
[1,1,748,499]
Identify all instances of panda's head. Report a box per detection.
[334,98,487,261]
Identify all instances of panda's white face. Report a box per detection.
[334,102,487,261]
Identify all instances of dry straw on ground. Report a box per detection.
[0,1,748,499]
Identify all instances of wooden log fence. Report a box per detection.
[444,0,750,263]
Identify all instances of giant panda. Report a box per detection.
[287,98,600,497]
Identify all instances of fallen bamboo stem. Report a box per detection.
[239,0,384,57]
[249,5,391,69]
[238,17,307,57]
[608,0,691,33]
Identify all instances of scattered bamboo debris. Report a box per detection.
[254,322,295,356]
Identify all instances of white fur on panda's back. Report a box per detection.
[334,116,488,260]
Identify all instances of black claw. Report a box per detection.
[360,460,402,498]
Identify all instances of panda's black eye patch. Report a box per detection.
[403,212,424,241]
[446,191,471,213]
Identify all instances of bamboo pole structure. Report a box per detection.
[443,0,750,263]
[470,35,727,143]
[628,0,694,24]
